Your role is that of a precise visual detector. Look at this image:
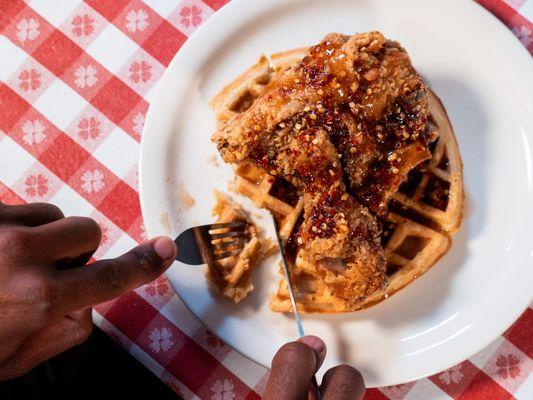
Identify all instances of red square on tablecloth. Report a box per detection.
[90,75,143,125]
[97,180,140,231]
[202,0,230,11]
[84,0,131,22]
[0,182,25,204]
[364,389,390,400]
[141,20,186,66]
[0,0,25,32]
[102,290,159,340]
[167,338,219,392]
[32,30,83,76]
[457,370,512,400]
[0,84,32,132]
[39,133,90,181]
[504,307,533,359]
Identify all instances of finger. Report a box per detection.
[56,237,176,312]
[0,309,93,380]
[30,216,101,261]
[0,203,64,227]
[321,365,366,400]
[298,335,327,371]
[263,341,318,400]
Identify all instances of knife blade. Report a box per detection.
[271,214,321,398]
[271,214,305,337]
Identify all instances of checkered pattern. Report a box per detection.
[0,0,531,398]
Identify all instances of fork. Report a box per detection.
[174,221,250,264]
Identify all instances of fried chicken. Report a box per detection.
[212,32,433,306]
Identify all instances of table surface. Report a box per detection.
[0,0,531,399]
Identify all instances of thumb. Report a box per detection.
[263,336,326,400]
[57,237,177,312]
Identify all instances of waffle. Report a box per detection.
[210,47,463,312]
[206,190,277,303]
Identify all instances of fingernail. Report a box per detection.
[299,335,326,356]
[153,237,176,260]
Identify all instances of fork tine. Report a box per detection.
[212,238,243,249]
[214,249,242,260]
[210,230,247,240]
[208,221,247,231]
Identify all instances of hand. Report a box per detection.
[0,202,177,380]
[264,336,365,400]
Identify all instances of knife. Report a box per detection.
[271,215,305,337]
[271,214,321,398]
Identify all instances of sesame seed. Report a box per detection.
[349,102,356,108]
[304,106,311,112]
[295,123,302,130]
[391,167,399,174]
[279,122,286,128]
[310,113,317,120]
[388,153,398,161]
[317,89,324,95]
[297,237,303,244]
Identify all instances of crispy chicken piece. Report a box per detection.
[212,32,433,306]
[213,31,432,212]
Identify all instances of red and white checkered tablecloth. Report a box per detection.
[0,0,531,398]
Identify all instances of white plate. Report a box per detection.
[139,0,533,387]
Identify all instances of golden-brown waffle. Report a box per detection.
[207,190,277,303]
[210,49,463,312]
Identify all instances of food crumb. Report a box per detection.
[176,183,196,211]
[159,211,171,233]
[207,154,220,167]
